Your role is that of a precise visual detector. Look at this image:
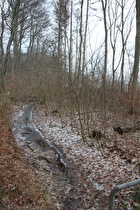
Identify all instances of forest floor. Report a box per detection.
[0,102,140,209]
[31,104,140,210]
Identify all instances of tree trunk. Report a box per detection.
[101,0,108,133]
[78,0,84,77]
[82,0,89,76]
[132,0,140,120]
[120,0,125,92]
[0,4,5,93]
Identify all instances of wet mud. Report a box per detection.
[12,103,93,209]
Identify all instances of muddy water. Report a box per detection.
[13,103,69,174]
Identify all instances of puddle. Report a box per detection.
[12,103,69,174]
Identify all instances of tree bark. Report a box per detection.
[82,0,89,76]
[78,0,84,77]
[132,0,140,92]
[131,0,140,120]
[101,0,108,133]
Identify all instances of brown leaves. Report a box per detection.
[32,105,140,209]
[0,104,51,209]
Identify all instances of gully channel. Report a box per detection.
[12,103,95,209]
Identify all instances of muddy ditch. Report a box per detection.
[12,103,97,209]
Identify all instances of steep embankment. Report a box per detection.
[0,104,51,209]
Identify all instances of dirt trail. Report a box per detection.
[12,104,96,209]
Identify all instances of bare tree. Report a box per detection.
[68,0,73,78]
[101,0,108,132]
[115,0,134,92]
[0,0,50,92]
[131,0,140,120]
[0,0,7,91]
[53,0,70,62]
[27,3,50,58]
[82,0,89,76]
[108,1,120,92]
[77,0,84,77]
[0,1,5,62]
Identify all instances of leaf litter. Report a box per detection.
[12,104,140,209]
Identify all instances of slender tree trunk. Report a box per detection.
[78,0,84,77]
[58,20,62,59]
[4,0,21,76]
[68,0,86,142]
[0,5,5,93]
[101,0,108,133]
[82,0,89,76]
[4,35,14,75]
[75,16,79,75]
[68,0,73,80]
[120,0,125,92]
[0,7,4,61]
[108,1,119,92]
[13,14,19,75]
[132,0,140,121]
